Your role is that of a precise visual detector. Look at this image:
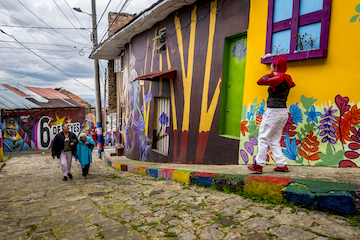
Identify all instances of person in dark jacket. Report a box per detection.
[52,123,78,181]
[248,55,295,174]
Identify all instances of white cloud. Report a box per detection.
[0,0,158,104]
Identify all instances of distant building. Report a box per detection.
[0,84,95,155]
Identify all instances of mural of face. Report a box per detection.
[2,117,32,152]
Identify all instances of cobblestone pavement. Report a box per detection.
[0,152,360,240]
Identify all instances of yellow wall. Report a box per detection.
[244,0,360,105]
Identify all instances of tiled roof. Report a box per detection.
[26,87,69,99]
[58,89,91,108]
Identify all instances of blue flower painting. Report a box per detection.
[289,103,303,126]
[305,106,321,123]
[247,105,254,120]
[159,112,169,126]
[144,91,153,103]
[282,133,298,160]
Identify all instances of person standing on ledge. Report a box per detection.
[52,123,78,181]
[248,55,295,174]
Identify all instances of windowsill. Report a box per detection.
[261,48,327,64]
[219,134,241,140]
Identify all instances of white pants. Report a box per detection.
[60,151,72,176]
[256,108,288,168]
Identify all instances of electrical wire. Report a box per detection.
[0,1,54,56]
[0,9,89,47]
[0,29,94,91]
[99,0,131,44]
[0,25,89,30]
[0,40,87,48]
[17,0,86,45]
[93,0,113,35]
[63,0,87,31]
[52,0,89,41]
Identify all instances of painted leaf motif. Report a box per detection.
[300,95,317,113]
[339,160,357,168]
[350,14,359,23]
[349,143,360,150]
[344,151,360,159]
[316,143,345,166]
[308,153,320,161]
[240,149,249,164]
[244,142,254,155]
[241,120,249,137]
[249,136,258,146]
[356,3,360,13]
[297,130,322,165]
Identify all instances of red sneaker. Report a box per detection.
[248,164,262,174]
[274,166,289,172]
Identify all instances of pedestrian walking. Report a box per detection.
[52,123,78,181]
[248,55,295,174]
[75,133,95,179]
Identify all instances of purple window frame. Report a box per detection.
[261,0,332,63]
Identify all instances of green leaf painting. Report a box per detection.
[247,119,259,139]
[315,143,345,166]
[350,4,360,23]
[350,14,359,23]
[356,3,360,13]
[297,123,317,142]
[300,95,317,113]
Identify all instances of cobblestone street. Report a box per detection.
[0,152,360,240]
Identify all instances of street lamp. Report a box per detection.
[74,1,104,158]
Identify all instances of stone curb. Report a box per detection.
[103,154,359,216]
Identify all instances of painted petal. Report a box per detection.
[240,150,249,164]
[244,142,254,155]
[345,151,360,159]
[249,136,258,146]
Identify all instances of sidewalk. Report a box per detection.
[103,147,360,216]
[103,147,360,184]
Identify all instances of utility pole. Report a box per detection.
[103,68,107,146]
[73,1,103,157]
[91,0,104,158]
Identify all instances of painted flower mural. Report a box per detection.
[240,94,360,167]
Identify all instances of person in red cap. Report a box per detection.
[248,55,295,174]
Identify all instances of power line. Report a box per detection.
[94,0,112,35]
[0,29,94,91]
[16,0,86,45]
[0,40,88,48]
[0,1,54,56]
[0,24,89,30]
[0,9,89,46]
[0,46,80,52]
[63,0,87,31]
[99,0,131,43]
[52,0,89,41]
[0,51,81,80]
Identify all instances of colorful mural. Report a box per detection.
[115,0,249,164]
[240,94,360,167]
[80,113,96,136]
[1,109,85,153]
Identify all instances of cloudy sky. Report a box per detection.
[0,0,158,105]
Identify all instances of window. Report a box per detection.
[261,0,331,63]
[153,27,166,53]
